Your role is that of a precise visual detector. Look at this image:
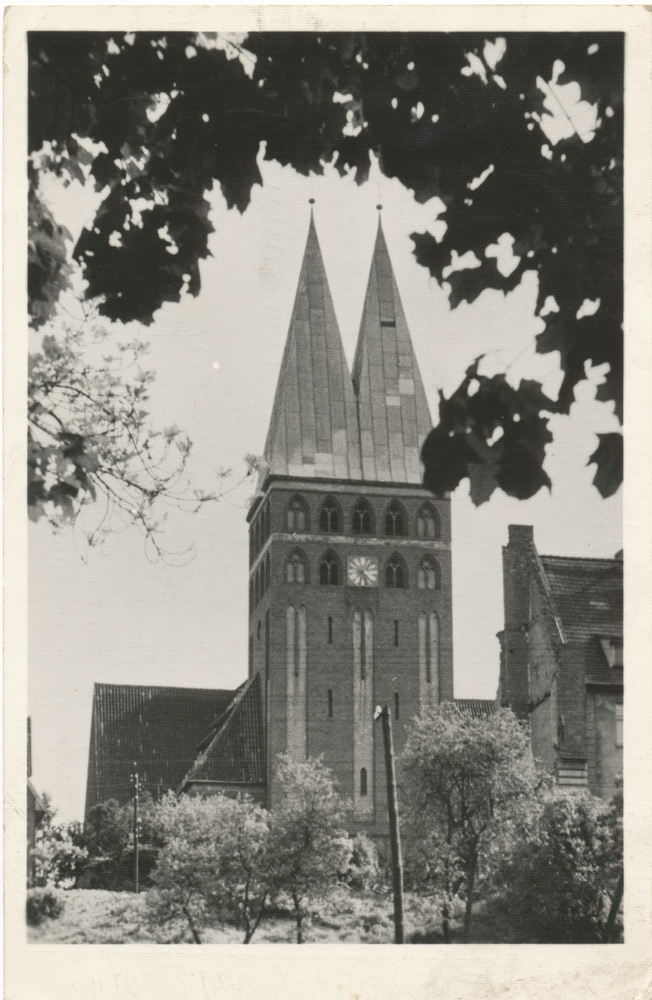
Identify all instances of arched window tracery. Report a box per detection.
[417,503,440,540]
[418,557,441,591]
[385,553,407,589]
[319,497,341,533]
[384,500,407,537]
[352,498,373,535]
[319,549,341,585]
[286,549,308,584]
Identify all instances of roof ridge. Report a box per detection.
[540,553,622,564]
[94,682,236,695]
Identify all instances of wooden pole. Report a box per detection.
[376,705,405,943]
[133,763,140,894]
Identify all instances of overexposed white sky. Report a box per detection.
[29,130,621,824]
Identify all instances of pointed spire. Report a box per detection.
[352,217,433,484]
[262,213,362,482]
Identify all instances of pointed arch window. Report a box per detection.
[352,498,374,535]
[385,500,407,537]
[417,504,440,540]
[385,553,407,589]
[287,496,308,533]
[418,557,441,591]
[319,497,341,533]
[286,549,308,584]
[319,549,341,586]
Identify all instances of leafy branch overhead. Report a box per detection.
[28,31,623,502]
[28,325,231,556]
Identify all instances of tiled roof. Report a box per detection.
[262,212,362,483]
[85,684,236,814]
[352,218,433,484]
[181,673,266,787]
[539,555,623,644]
[455,699,495,719]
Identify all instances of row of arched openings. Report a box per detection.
[286,495,441,540]
[285,548,441,590]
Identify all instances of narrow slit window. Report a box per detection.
[394,620,399,646]
[395,692,400,720]
[328,688,333,717]
[328,616,333,644]
[360,767,368,796]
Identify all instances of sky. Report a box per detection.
[28,81,622,824]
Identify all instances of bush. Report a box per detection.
[341,834,380,891]
[495,790,622,941]
[26,888,65,926]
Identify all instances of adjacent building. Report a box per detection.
[497,524,623,799]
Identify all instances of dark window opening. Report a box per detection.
[360,767,368,796]
[265,610,270,671]
[385,555,406,589]
[320,497,340,533]
[394,620,399,646]
[328,689,333,717]
[352,499,373,535]
[257,620,261,641]
[385,501,406,537]
[328,616,333,644]
[395,692,400,720]
[319,550,340,586]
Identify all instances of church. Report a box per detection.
[85,212,494,837]
[85,212,622,836]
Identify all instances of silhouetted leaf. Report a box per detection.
[588,433,623,498]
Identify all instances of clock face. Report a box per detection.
[347,555,379,588]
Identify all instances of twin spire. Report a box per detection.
[262,212,433,486]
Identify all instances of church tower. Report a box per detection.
[247,212,453,835]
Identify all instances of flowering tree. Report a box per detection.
[148,792,271,944]
[267,755,352,943]
[31,794,88,889]
[402,704,540,940]
[28,322,233,554]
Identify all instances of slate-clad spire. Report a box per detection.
[262,212,362,481]
[352,218,433,483]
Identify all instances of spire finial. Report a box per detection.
[309,198,315,205]
[376,203,383,211]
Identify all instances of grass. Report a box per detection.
[27,887,621,944]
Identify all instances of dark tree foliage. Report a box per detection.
[28,31,623,501]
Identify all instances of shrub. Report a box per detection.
[341,834,380,891]
[31,795,88,889]
[495,789,622,941]
[26,888,65,926]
